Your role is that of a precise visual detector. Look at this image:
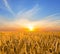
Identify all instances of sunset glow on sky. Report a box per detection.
[0,0,60,31]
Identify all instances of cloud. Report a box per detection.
[0,4,60,31]
[16,4,40,19]
[3,0,15,15]
[34,13,60,28]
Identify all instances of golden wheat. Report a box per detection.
[0,32,60,54]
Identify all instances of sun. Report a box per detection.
[28,25,34,31]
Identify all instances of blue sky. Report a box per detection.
[0,0,60,18]
[0,0,60,30]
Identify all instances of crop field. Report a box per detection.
[0,31,60,54]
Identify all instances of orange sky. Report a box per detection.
[0,27,60,32]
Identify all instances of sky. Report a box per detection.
[0,0,60,31]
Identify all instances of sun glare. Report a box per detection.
[28,25,34,31]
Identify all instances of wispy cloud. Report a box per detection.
[16,4,40,19]
[0,4,60,31]
[3,0,15,15]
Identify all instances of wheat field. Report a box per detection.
[0,31,60,54]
